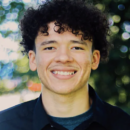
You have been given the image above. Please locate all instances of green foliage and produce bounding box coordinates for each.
[92,0,130,114]
[0,81,9,95]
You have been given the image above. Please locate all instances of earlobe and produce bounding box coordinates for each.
[28,50,37,71]
[91,50,100,70]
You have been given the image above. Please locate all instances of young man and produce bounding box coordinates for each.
[0,0,130,130]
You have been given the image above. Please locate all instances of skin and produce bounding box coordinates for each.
[28,22,100,117]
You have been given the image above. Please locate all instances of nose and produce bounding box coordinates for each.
[54,47,73,63]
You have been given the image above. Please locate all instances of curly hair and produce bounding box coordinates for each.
[20,0,111,61]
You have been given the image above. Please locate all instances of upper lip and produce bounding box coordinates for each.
[49,67,78,72]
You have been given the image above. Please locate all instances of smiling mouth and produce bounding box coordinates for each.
[51,71,77,76]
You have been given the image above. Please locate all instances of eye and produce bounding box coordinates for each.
[44,47,55,50]
[72,47,83,50]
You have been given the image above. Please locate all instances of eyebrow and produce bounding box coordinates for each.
[70,40,87,46]
[40,40,57,46]
[40,40,87,46]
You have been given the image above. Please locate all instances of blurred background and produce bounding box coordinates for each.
[0,0,130,114]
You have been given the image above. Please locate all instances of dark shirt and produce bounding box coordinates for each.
[0,86,130,130]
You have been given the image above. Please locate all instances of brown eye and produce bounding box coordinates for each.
[72,47,83,50]
[44,47,55,50]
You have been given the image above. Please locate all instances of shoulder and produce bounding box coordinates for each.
[103,101,130,119]
[103,101,130,129]
[0,98,37,124]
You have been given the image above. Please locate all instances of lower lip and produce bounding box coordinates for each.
[51,72,76,80]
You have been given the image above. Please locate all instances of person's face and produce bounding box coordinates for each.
[28,22,100,95]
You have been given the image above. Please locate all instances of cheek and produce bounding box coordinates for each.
[35,56,46,75]
[78,55,92,77]
[36,53,49,65]
[76,53,92,67]
[36,54,53,74]
[82,61,92,74]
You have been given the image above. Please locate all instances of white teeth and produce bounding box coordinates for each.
[52,71,75,75]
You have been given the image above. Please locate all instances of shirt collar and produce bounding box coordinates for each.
[33,85,109,130]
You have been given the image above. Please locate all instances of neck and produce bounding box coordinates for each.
[41,84,91,117]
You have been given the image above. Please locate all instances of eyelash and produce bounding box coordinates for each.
[44,47,55,50]
[72,47,83,50]
[44,47,84,50]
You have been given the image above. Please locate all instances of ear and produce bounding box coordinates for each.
[28,50,37,71]
[91,50,100,70]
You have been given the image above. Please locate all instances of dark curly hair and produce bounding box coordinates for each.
[20,0,111,61]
